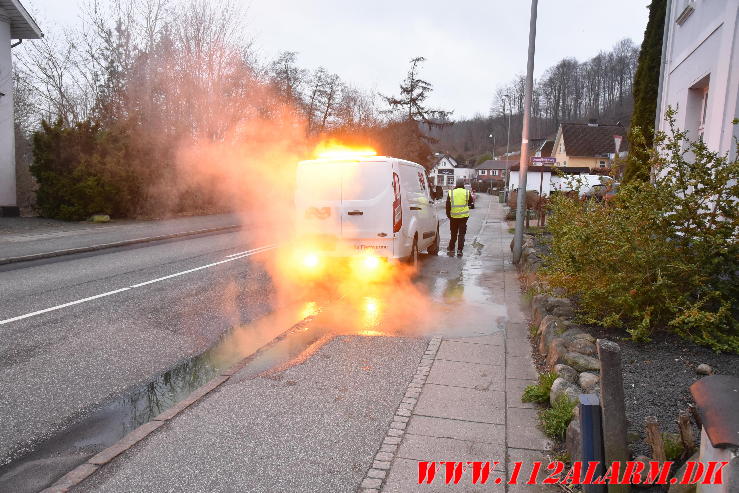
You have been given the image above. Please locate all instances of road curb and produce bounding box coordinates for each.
[0,224,242,266]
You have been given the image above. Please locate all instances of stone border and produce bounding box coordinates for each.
[0,224,241,265]
[358,336,442,492]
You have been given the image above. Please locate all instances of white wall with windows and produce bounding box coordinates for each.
[657,0,739,160]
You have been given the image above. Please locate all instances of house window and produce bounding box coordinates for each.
[492,169,499,176]
[447,175,455,186]
[688,75,710,140]
[698,88,709,138]
[599,160,606,168]
[479,170,487,175]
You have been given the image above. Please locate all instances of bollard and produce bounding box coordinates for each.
[597,339,629,493]
[579,394,606,493]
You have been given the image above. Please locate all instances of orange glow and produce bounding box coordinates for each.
[312,140,377,160]
[363,255,380,271]
[300,301,319,319]
[302,253,320,269]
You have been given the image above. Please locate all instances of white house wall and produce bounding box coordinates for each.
[0,11,15,208]
[658,0,739,160]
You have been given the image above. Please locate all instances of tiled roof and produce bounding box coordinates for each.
[475,160,518,170]
[561,123,628,157]
[539,141,554,157]
[509,165,591,174]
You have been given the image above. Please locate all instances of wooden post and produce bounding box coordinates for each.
[645,416,666,462]
[596,339,629,493]
[677,411,695,458]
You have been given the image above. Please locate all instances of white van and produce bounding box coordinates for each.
[294,154,440,268]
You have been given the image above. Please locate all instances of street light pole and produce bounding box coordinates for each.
[513,0,538,265]
[505,95,512,158]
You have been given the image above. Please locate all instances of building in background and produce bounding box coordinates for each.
[0,0,42,217]
[474,159,517,191]
[428,153,475,191]
[656,0,738,160]
[551,121,628,170]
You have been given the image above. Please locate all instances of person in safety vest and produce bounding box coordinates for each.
[445,179,472,257]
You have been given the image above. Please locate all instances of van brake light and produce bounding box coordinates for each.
[392,172,402,233]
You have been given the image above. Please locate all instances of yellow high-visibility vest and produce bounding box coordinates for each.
[449,188,470,218]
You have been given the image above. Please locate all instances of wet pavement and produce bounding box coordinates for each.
[42,193,556,492]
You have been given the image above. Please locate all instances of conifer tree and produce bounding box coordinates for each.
[624,0,667,183]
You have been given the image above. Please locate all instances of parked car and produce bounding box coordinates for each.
[464,184,476,209]
[583,182,619,202]
[294,153,440,274]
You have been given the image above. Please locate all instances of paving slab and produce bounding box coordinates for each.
[445,333,505,346]
[506,354,538,380]
[383,458,505,493]
[426,359,503,390]
[397,434,504,468]
[506,408,554,451]
[435,340,505,365]
[406,416,505,444]
[414,384,505,424]
[506,377,538,410]
[506,448,560,492]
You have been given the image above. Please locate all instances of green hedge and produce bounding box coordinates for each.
[543,111,739,352]
[30,119,142,221]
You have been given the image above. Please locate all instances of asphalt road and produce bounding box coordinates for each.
[0,229,278,470]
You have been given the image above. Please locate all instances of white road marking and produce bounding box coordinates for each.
[0,244,277,326]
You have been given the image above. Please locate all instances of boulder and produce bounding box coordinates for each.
[547,296,572,312]
[554,364,579,384]
[578,372,600,392]
[560,328,595,343]
[566,338,598,356]
[565,416,582,463]
[696,363,713,375]
[546,338,569,368]
[550,377,581,406]
[537,316,560,356]
[531,295,549,326]
[563,351,601,372]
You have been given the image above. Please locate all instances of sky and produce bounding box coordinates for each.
[21,0,651,120]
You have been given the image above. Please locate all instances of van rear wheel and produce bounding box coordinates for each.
[427,226,440,256]
[411,238,419,270]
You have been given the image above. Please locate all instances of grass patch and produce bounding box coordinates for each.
[529,324,539,337]
[521,372,557,404]
[663,433,684,461]
[540,395,577,440]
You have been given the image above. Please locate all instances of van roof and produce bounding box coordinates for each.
[298,156,426,168]
[299,155,391,165]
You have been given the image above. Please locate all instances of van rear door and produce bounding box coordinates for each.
[295,161,343,241]
[340,161,394,247]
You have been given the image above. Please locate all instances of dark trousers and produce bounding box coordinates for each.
[447,217,468,252]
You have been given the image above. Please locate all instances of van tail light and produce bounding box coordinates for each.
[392,172,402,233]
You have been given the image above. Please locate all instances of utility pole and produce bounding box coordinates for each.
[505,94,512,158]
[513,0,538,264]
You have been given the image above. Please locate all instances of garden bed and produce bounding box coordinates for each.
[526,230,739,458]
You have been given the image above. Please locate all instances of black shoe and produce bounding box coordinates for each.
[457,250,463,257]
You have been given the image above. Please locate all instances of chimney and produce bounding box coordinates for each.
[588,118,598,127]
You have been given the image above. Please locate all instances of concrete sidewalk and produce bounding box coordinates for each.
[362,198,556,492]
[0,213,246,263]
